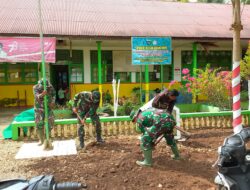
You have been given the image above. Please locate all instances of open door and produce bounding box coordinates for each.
[50,65,69,104]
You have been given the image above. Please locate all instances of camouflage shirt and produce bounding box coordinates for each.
[33,83,56,110]
[137,108,176,138]
[73,91,96,116]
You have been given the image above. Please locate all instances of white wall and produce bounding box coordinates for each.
[83,48,91,83]
[173,48,182,81]
[112,50,154,72]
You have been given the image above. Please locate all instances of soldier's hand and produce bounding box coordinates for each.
[81,119,86,125]
[163,89,168,95]
[49,102,55,109]
[41,90,47,96]
[90,94,93,101]
[73,107,78,113]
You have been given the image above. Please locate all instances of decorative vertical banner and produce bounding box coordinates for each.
[232,61,242,133]
[132,37,172,65]
[0,37,56,63]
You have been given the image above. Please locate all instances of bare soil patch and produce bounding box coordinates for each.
[0,128,233,190]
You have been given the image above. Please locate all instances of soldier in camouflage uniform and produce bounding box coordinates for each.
[130,108,180,167]
[33,79,56,147]
[72,91,104,150]
[152,89,179,114]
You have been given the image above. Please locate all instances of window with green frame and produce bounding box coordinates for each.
[0,63,38,84]
[135,64,173,82]
[114,72,131,83]
[136,71,164,82]
[56,49,84,83]
[70,65,83,82]
[135,51,173,82]
[8,64,22,83]
[90,50,113,83]
[136,70,145,82]
[181,50,232,75]
[56,49,70,63]
[198,50,232,70]
[23,63,38,83]
[150,65,173,82]
[0,64,6,83]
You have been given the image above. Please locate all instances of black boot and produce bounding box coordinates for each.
[96,136,105,143]
[96,121,104,143]
[78,125,85,150]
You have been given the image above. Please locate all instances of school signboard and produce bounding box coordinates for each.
[131,37,172,65]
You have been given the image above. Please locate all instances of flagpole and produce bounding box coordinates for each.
[38,0,49,142]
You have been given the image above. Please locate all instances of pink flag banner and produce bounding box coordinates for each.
[0,37,56,63]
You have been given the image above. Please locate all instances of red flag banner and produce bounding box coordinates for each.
[0,37,56,63]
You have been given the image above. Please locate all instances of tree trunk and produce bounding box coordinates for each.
[231,0,243,133]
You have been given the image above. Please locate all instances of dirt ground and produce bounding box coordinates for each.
[0,128,234,190]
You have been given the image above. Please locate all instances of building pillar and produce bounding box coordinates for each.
[192,43,198,103]
[83,48,91,83]
[192,43,197,77]
[173,48,182,81]
[131,72,136,83]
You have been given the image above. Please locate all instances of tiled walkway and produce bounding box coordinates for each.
[15,140,77,159]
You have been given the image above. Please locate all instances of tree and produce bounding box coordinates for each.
[240,48,250,110]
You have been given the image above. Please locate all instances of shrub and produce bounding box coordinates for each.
[169,65,233,109]
[97,103,114,116]
[131,87,141,103]
[241,48,250,80]
[241,91,248,101]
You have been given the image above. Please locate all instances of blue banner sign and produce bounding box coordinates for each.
[131,37,172,65]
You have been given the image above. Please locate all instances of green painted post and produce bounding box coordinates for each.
[145,65,149,102]
[192,43,197,77]
[12,126,18,140]
[192,43,198,103]
[97,41,103,106]
[38,0,49,141]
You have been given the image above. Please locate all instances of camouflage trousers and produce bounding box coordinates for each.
[35,108,55,130]
[140,133,176,151]
[77,112,102,148]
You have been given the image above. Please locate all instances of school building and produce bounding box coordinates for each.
[0,0,250,106]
